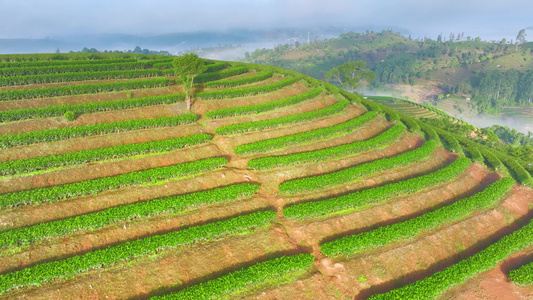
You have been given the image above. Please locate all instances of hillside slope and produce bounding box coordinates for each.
[0,53,531,299]
[243,30,533,134]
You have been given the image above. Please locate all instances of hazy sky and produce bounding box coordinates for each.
[1,0,532,40]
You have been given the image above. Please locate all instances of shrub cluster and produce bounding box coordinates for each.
[508,262,533,285]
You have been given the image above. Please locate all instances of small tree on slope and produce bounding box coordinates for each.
[173,53,206,110]
[326,61,375,93]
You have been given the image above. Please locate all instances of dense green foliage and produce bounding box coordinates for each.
[372,53,418,86]
[495,152,533,186]
[471,70,533,111]
[421,118,533,175]
[0,69,161,86]
[244,29,533,113]
[0,210,277,294]
[283,157,471,220]
[480,147,506,171]
[205,71,273,88]
[399,115,421,132]
[196,77,297,100]
[508,262,533,285]
[434,127,464,154]
[321,177,515,256]
[63,111,76,121]
[430,121,533,185]
[0,133,212,175]
[0,94,186,122]
[0,157,227,208]
[416,119,441,142]
[279,140,436,194]
[465,145,484,163]
[206,88,321,119]
[369,218,533,299]
[151,254,315,300]
[0,183,259,247]
[234,111,377,155]
[325,60,375,92]
[0,77,173,100]
[0,114,197,148]
[216,99,349,135]
[248,123,405,169]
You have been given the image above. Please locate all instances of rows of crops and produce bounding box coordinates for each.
[0,69,163,86]
[0,57,138,68]
[321,177,515,256]
[234,111,377,154]
[369,219,533,299]
[0,61,152,77]
[283,157,472,220]
[151,254,315,300]
[0,93,186,122]
[0,210,277,294]
[0,77,174,100]
[248,123,405,169]
[0,114,197,148]
[509,261,533,284]
[0,157,228,208]
[0,54,529,299]
[205,71,273,88]
[215,99,349,135]
[194,66,248,83]
[0,183,260,247]
[206,88,321,119]
[196,77,297,100]
[279,140,436,194]
[0,133,212,175]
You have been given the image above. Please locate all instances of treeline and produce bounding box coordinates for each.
[470,69,533,110]
[76,46,172,56]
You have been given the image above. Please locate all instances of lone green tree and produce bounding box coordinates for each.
[517,29,527,44]
[173,53,206,110]
[325,61,375,93]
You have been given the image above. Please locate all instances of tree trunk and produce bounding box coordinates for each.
[187,95,192,110]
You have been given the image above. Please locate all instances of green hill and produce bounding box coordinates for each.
[0,53,532,299]
[244,30,533,128]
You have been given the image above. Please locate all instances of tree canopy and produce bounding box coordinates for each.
[173,53,206,110]
[325,61,375,93]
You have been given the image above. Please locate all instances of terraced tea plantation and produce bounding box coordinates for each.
[0,53,532,299]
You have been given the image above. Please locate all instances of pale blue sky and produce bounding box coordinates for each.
[1,0,531,40]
